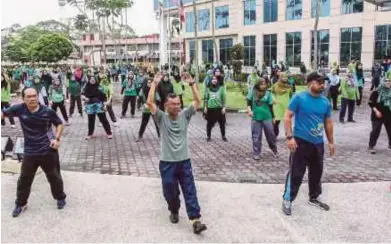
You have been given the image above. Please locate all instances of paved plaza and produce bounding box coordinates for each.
[1,90,391,184]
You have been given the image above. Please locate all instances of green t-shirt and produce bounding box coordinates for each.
[339,78,358,100]
[122,80,137,96]
[173,81,184,96]
[100,82,113,100]
[154,105,196,162]
[49,86,65,103]
[67,80,81,96]
[247,90,273,121]
[204,86,226,108]
[1,86,11,102]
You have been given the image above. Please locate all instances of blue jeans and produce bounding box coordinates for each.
[159,159,201,220]
[251,120,277,156]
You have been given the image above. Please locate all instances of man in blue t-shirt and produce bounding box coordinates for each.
[1,87,67,218]
[282,72,335,216]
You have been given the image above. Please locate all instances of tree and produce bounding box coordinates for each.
[229,43,244,81]
[312,0,320,70]
[29,33,74,63]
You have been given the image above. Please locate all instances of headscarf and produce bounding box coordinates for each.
[271,73,292,95]
[346,73,356,88]
[84,77,104,101]
[377,81,391,111]
[355,62,363,81]
[253,79,267,100]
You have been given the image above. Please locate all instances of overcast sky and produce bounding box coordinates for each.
[1,0,159,35]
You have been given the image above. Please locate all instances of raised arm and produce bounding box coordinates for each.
[183,73,200,110]
[147,73,163,115]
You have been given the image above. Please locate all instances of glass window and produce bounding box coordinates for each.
[339,27,362,67]
[198,9,210,31]
[341,0,363,14]
[243,36,256,66]
[202,40,214,64]
[264,0,278,23]
[311,0,330,18]
[216,5,229,29]
[189,40,195,63]
[285,32,301,67]
[186,12,194,33]
[244,0,256,25]
[374,25,391,63]
[219,38,233,65]
[311,30,330,66]
[286,0,302,20]
[263,34,277,66]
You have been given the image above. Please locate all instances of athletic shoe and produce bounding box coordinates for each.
[308,199,330,211]
[253,155,260,160]
[339,120,345,124]
[206,137,211,142]
[69,114,73,118]
[272,150,279,158]
[368,147,376,154]
[169,213,179,224]
[11,125,16,129]
[192,220,207,234]
[107,134,113,139]
[98,123,102,127]
[65,121,70,126]
[113,122,118,127]
[347,120,356,123]
[282,200,292,216]
[120,115,125,119]
[388,145,391,151]
[136,137,143,142]
[131,115,135,118]
[57,199,66,209]
[12,204,27,217]
[222,136,228,142]
[85,135,93,140]
[80,113,83,117]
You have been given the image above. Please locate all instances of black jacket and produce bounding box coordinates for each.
[368,90,391,122]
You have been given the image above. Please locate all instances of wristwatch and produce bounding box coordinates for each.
[286,136,293,140]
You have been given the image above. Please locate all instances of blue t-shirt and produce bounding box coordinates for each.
[2,103,63,155]
[288,91,331,144]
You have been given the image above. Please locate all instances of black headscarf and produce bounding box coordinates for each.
[356,62,363,80]
[83,77,105,103]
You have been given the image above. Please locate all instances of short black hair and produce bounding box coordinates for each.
[165,93,178,103]
[21,87,38,98]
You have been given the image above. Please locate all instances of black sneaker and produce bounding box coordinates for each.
[136,137,143,142]
[339,120,345,124]
[368,147,376,154]
[282,200,291,216]
[222,136,228,142]
[12,204,27,217]
[272,150,279,158]
[169,213,179,224]
[388,146,391,151]
[206,137,211,142]
[57,199,66,209]
[347,120,356,123]
[192,220,207,234]
[308,199,330,211]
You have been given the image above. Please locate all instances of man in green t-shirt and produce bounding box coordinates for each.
[147,72,207,235]
[120,71,138,118]
[247,79,278,160]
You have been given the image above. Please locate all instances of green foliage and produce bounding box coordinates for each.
[230,44,244,77]
[29,33,74,63]
[290,74,306,85]
[74,14,89,31]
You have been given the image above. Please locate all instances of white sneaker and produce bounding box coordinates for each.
[11,125,16,129]
[113,122,118,127]
[98,123,102,127]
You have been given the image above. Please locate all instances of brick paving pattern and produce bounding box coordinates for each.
[2,89,390,183]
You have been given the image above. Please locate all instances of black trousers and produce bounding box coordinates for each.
[52,101,69,122]
[1,102,15,125]
[69,95,82,116]
[138,113,160,138]
[329,86,339,110]
[273,120,281,137]
[122,96,136,116]
[106,101,117,123]
[371,77,380,91]
[283,137,324,202]
[356,87,363,106]
[16,149,66,206]
[339,98,355,122]
[206,108,226,138]
[88,113,112,136]
[369,119,391,148]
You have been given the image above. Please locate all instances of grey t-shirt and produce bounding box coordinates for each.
[154,104,196,162]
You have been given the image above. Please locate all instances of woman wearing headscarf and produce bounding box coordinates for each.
[121,70,138,118]
[339,72,360,123]
[247,68,260,90]
[331,61,340,75]
[32,75,49,106]
[247,78,278,160]
[203,75,227,142]
[327,69,341,110]
[99,72,118,127]
[371,62,382,91]
[271,73,293,137]
[49,77,70,125]
[270,67,281,84]
[41,69,53,92]
[367,78,391,154]
[82,76,112,140]
[1,73,16,128]
[354,62,365,106]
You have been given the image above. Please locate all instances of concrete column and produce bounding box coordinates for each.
[159,12,168,68]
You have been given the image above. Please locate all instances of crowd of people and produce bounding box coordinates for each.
[1,57,391,233]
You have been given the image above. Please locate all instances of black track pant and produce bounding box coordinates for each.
[88,113,112,136]
[52,101,69,122]
[122,96,136,116]
[138,113,160,138]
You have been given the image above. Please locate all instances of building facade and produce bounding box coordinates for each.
[156,0,391,70]
[78,33,184,66]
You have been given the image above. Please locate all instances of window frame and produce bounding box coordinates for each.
[286,0,303,21]
[215,5,230,29]
[263,34,277,66]
[244,0,257,26]
[243,35,256,66]
[285,31,302,67]
[339,27,363,67]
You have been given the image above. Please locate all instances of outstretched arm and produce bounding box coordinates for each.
[147,73,163,115]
